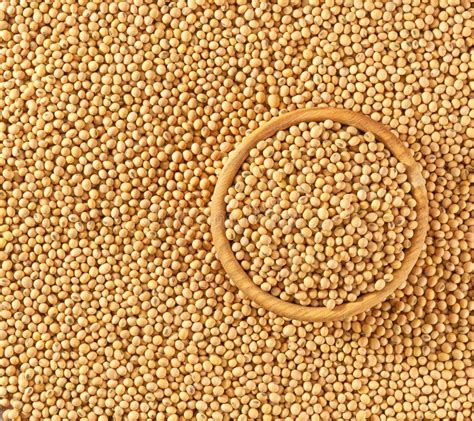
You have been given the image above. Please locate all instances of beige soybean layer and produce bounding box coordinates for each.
[0,0,472,420]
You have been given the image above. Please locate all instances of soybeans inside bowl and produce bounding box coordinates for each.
[224,120,418,309]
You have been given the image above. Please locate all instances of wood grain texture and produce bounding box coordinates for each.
[210,107,429,322]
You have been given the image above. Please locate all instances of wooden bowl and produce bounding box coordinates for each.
[210,107,429,322]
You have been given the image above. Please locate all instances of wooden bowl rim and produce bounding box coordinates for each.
[210,107,429,322]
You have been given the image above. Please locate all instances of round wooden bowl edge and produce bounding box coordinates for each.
[210,107,429,323]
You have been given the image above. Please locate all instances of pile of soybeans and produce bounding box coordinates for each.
[225,121,418,309]
[0,0,472,420]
